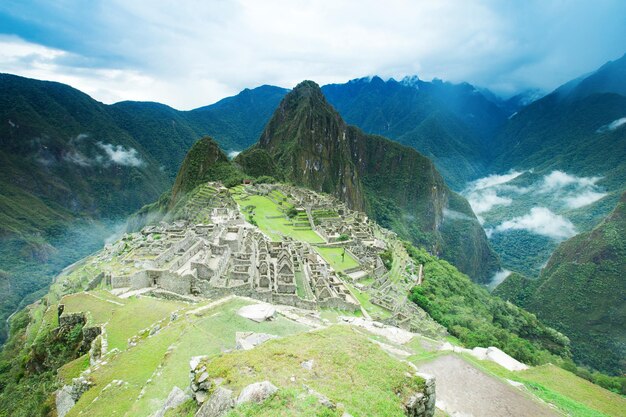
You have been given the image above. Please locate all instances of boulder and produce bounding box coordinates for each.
[236,381,278,405]
[237,304,276,322]
[195,386,233,417]
[153,386,189,417]
[55,385,75,417]
[300,359,314,371]
[235,332,278,350]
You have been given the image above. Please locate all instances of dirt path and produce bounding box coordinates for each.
[417,354,561,417]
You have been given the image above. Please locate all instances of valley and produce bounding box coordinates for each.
[3,177,623,416]
[0,40,624,417]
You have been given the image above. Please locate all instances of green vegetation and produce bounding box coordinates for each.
[231,192,323,243]
[226,389,341,417]
[69,298,307,417]
[379,248,393,270]
[0,305,85,417]
[497,192,626,376]
[460,355,626,417]
[321,76,506,190]
[201,325,425,417]
[313,246,359,272]
[404,242,570,365]
[236,80,499,283]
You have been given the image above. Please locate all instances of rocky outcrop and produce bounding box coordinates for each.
[236,381,278,405]
[153,386,190,417]
[195,387,234,417]
[55,376,93,417]
[404,373,436,417]
[235,332,278,350]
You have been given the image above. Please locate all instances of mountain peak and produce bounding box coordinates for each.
[241,80,499,281]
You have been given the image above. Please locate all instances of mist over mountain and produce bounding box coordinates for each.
[0,74,284,342]
[0,52,625,394]
[495,191,626,375]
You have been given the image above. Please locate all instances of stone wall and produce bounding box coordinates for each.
[318,297,360,312]
[130,270,151,290]
[86,272,104,291]
[111,275,131,288]
[158,271,193,295]
[404,373,436,417]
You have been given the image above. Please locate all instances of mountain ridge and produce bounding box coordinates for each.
[236,80,500,282]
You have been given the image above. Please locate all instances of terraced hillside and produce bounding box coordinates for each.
[2,180,622,417]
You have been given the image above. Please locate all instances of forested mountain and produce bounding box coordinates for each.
[236,81,500,282]
[495,191,626,375]
[0,74,284,342]
[321,76,509,189]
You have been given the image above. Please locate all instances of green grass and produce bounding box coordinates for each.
[231,193,323,243]
[313,246,359,272]
[294,270,313,300]
[202,325,424,417]
[226,389,342,417]
[68,298,310,417]
[345,284,392,320]
[61,292,185,351]
[57,354,90,383]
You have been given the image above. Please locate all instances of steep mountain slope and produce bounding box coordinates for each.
[0,74,174,341]
[493,53,626,188]
[322,76,508,189]
[495,192,626,375]
[561,52,626,100]
[0,75,286,343]
[472,54,626,276]
[0,179,594,417]
[237,81,500,282]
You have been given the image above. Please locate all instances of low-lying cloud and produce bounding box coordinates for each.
[537,170,600,193]
[58,134,145,168]
[467,189,513,215]
[96,142,144,167]
[463,171,523,215]
[467,171,524,191]
[493,207,576,240]
[563,190,606,209]
[227,150,241,159]
[488,269,511,290]
[443,208,474,222]
[597,117,626,133]
[465,169,606,219]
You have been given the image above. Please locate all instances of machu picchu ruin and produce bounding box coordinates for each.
[94,182,438,331]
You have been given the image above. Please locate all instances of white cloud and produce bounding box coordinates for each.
[493,207,576,240]
[1,1,625,108]
[443,208,474,222]
[537,170,600,193]
[463,171,524,214]
[563,190,606,209]
[97,142,145,167]
[465,169,607,217]
[63,150,91,167]
[467,189,512,214]
[227,150,241,159]
[467,171,524,191]
[597,117,626,133]
[488,269,511,290]
[536,170,606,209]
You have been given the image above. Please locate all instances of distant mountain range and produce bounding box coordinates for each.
[495,191,626,375]
[0,74,285,341]
[0,52,624,376]
[157,81,500,282]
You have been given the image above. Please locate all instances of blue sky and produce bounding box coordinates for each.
[1,0,624,109]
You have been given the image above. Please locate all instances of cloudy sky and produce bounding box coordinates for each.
[1,0,624,109]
